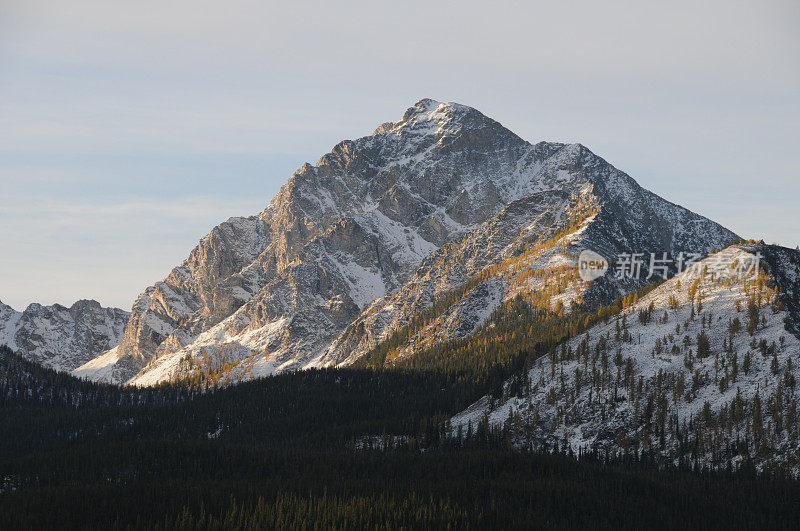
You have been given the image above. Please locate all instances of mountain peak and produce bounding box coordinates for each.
[415,97,441,108]
[0,299,129,372]
[370,99,500,140]
[74,100,739,386]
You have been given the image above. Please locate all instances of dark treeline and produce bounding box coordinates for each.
[3,435,800,529]
[2,336,800,528]
[0,346,486,461]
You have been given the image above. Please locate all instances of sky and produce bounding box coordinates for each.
[0,0,798,311]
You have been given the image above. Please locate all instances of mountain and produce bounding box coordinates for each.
[0,299,128,372]
[75,99,737,385]
[453,243,800,472]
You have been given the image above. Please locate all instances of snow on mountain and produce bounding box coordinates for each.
[313,143,738,369]
[0,299,128,372]
[453,244,800,473]
[76,99,737,385]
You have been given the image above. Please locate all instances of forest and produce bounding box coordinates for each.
[2,342,800,529]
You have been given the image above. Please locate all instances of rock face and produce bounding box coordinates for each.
[0,299,128,372]
[75,99,738,385]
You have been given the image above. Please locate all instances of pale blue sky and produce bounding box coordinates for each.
[1,0,798,311]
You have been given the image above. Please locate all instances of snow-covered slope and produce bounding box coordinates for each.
[77,99,737,385]
[0,299,128,372]
[453,244,800,473]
